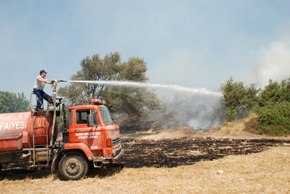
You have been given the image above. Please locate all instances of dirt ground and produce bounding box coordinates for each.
[0,130,289,194]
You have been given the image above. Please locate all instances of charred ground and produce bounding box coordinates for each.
[121,137,290,168]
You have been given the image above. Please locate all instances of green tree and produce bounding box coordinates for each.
[258,79,289,107]
[256,78,290,136]
[0,91,29,113]
[59,52,160,116]
[221,78,259,121]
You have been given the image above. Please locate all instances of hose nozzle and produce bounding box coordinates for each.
[57,80,67,83]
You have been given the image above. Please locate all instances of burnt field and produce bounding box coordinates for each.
[0,136,290,194]
[0,136,289,181]
[121,137,290,168]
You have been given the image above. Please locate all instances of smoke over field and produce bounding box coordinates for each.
[68,80,224,130]
[255,40,290,87]
[146,90,225,130]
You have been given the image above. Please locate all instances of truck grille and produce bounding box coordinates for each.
[112,138,121,145]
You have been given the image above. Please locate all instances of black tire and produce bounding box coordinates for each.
[58,154,88,180]
[0,164,5,180]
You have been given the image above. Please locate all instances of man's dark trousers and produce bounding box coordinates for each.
[33,89,53,110]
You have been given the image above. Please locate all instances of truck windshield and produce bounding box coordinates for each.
[99,107,113,125]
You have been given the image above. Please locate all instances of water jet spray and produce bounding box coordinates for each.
[66,80,222,97]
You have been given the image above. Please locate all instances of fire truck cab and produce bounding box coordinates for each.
[53,99,123,180]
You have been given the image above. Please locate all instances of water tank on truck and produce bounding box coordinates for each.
[0,111,57,152]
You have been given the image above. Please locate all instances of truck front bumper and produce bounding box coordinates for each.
[112,149,124,162]
[93,148,124,167]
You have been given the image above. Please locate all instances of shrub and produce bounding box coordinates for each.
[257,101,290,136]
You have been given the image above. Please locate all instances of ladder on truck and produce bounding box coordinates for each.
[28,82,58,167]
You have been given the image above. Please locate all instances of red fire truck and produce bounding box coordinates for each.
[0,81,123,180]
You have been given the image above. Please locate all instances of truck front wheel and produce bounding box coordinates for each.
[58,154,88,180]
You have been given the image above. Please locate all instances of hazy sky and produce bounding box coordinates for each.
[0,0,290,96]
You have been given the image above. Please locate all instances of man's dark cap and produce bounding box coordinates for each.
[40,70,47,75]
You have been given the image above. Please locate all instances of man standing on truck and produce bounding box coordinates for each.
[33,70,54,111]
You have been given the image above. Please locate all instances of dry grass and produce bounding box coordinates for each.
[0,146,289,194]
[212,113,258,136]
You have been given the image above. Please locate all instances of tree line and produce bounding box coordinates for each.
[221,77,290,136]
[0,91,29,113]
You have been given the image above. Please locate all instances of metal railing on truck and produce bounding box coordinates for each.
[28,81,59,167]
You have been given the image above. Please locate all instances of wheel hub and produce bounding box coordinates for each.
[65,158,81,175]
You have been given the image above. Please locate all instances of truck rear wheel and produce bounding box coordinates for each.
[58,154,88,180]
[0,164,4,180]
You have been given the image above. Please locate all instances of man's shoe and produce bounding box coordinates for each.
[35,107,43,111]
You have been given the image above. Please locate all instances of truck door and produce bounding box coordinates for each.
[69,109,102,151]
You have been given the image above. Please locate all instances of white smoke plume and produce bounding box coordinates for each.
[255,40,290,87]
[68,80,224,130]
[145,90,225,130]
